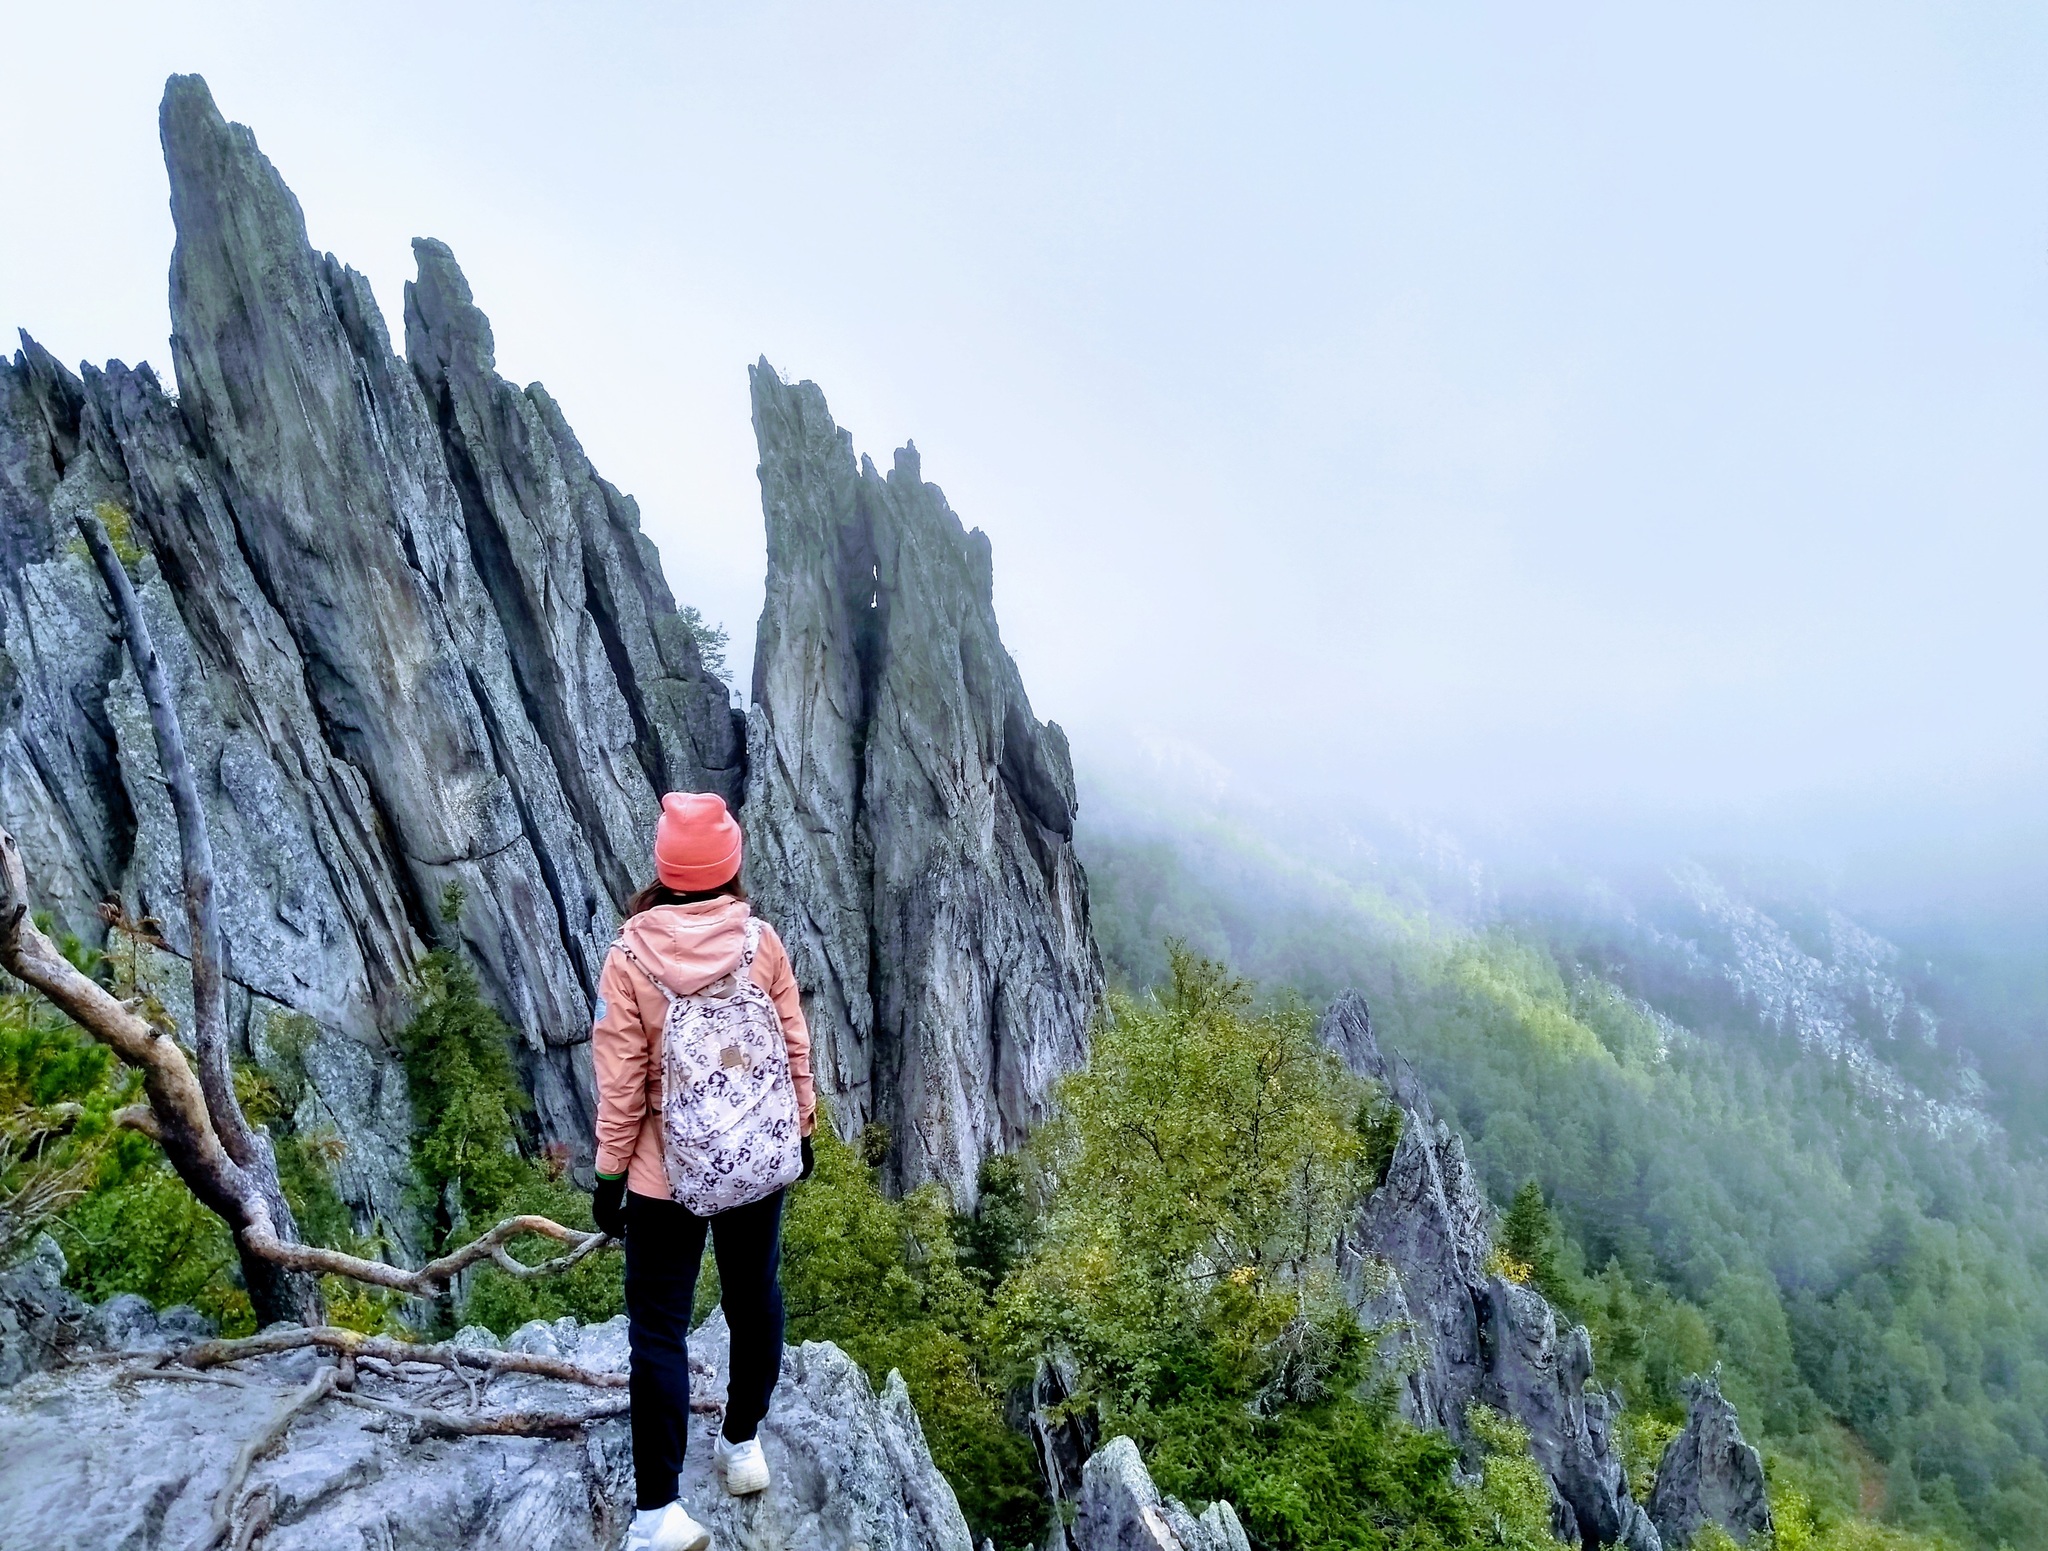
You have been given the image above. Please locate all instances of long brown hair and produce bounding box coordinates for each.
[624,875,748,919]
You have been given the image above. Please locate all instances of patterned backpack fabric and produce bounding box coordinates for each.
[612,917,802,1215]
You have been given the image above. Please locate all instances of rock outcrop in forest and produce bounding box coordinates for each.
[1322,991,1665,1551]
[744,369,1102,1196]
[1647,1375,1774,1548]
[1072,1437,1250,1551]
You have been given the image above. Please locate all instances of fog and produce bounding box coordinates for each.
[7,2,2045,883]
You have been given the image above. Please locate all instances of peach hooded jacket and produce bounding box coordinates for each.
[591,898,816,1199]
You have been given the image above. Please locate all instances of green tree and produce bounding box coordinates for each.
[677,605,731,685]
[1498,1181,1568,1306]
[1002,948,1493,1549]
[780,1117,1045,1550]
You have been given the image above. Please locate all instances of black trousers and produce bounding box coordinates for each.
[624,1187,787,1510]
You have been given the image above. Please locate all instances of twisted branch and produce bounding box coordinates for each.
[332,1389,631,1438]
[173,1325,626,1389]
[237,1213,612,1297]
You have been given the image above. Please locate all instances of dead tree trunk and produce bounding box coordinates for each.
[70,508,323,1326]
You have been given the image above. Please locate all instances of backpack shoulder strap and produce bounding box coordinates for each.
[740,915,764,968]
[610,939,680,1005]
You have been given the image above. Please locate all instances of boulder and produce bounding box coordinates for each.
[0,1234,86,1388]
[1647,1374,1773,1547]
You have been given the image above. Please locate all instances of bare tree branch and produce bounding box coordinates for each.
[73,507,249,1170]
[70,506,321,1326]
[331,1388,631,1438]
[237,1213,613,1298]
[173,1324,626,1389]
[112,1103,163,1142]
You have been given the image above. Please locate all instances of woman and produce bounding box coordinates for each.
[590,791,816,1551]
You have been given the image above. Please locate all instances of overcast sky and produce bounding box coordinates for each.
[7,2,2045,851]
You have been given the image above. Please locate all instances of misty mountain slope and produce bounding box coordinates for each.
[1077,772,2048,1550]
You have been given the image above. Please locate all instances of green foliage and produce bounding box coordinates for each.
[957,1152,1039,1291]
[396,950,531,1220]
[2,928,394,1334]
[1036,950,1371,1297]
[1464,1406,1566,1550]
[64,500,147,570]
[999,949,1537,1550]
[780,1115,1045,1549]
[1768,1488,1967,1551]
[1497,1183,1567,1306]
[64,1164,250,1327]
[395,948,621,1330]
[1,928,251,1325]
[677,605,732,685]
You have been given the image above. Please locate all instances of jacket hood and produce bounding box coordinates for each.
[617,898,752,996]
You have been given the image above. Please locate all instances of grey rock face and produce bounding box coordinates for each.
[1025,1350,1097,1531]
[0,1305,971,1551]
[745,366,1102,1199]
[1071,1436,1249,1551]
[0,1236,221,1391]
[1323,993,1661,1551]
[0,74,742,1233]
[0,1235,86,1389]
[1647,1374,1773,1547]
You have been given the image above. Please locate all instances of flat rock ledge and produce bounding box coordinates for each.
[0,1305,971,1551]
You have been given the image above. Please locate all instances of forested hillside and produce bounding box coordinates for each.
[1080,775,2048,1551]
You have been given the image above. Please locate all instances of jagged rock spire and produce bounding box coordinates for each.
[1647,1373,1774,1547]
[0,75,741,1232]
[745,363,1102,1199]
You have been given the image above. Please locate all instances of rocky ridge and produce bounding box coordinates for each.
[744,368,1102,1196]
[0,1237,970,1551]
[3,73,744,1237]
[2,73,1099,1229]
[1322,990,1665,1551]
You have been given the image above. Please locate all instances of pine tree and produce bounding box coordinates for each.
[1499,1180,1565,1304]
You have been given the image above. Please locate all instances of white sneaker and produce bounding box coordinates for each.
[715,1434,771,1496]
[625,1501,711,1551]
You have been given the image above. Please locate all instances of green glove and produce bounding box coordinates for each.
[592,1172,628,1239]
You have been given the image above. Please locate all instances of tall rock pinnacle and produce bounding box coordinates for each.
[745,364,1103,1199]
[0,75,741,1234]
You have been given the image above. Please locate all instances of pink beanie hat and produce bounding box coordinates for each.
[653,791,743,891]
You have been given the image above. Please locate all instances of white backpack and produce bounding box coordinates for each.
[612,917,802,1215]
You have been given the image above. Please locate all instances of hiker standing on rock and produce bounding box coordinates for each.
[590,792,817,1551]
